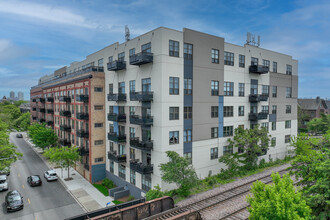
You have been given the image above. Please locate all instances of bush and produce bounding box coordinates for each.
[93,184,109,196]
[146,185,165,201]
[113,200,123,205]
[102,178,116,189]
[259,159,266,168]
[177,184,190,197]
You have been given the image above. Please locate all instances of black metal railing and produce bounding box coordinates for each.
[129,52,153,66]
[60,110,71,117]
[76,94,89,102]
[76,112,89,120]
[107,113,126,122]
[60,124,71,132]
[84,163,90,171]
[59,96,71,102]
[107,60,126,71]
[249,112,268,121]
[130,91,153,102]
[107,151,127,163]
[46,97,54,102]
[249,65,269,74]
[130,160,153,174]
[59,139,71,146]
[46,109,54,114]
[79,147,89,156]
[130,138,153,152]
[32,108,37,111]
[130,115,153,126]
[249,94,269,102]
[107,93,127,102]
[76,129,89,138]
[37,108,45,113]
[108,132,126,143]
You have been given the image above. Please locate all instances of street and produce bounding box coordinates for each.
[0,133,84,220]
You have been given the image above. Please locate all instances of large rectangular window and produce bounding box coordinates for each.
[184,43,193,59]
[285,135,291,143]
[184,152,192,164]
[273,61,277,72]
[118,82,125,94]
[262,105,269,114]
[223,126,233,137]
[169,107,179,120]
[239,54,245,68]
[262,59,270,67]
[238,106,244,116]
[286,87,292,98]
[211,106,218,118]
[169,131,179,144]
[210,147,218,160]
[184,130,192,143]
[130,170,136,185]
[142,78,151,92]
[118,52,125,61]
[272,122,276,130]
[184,106,192,119]
[262,85,269,96]
[169,77,179,95]
[141,42,151,53]
[286,105,292,114]
[224,51,234,66]
[211,80,219,96]
[272,86,277,98]
[110,161,114,173]
[223,146,233,155]
[142,174,151,191]
[272,105,277,114]
[129,80,135,93]
[211,127,218,138]
[184,79,192,95]
[239,83,245,96]
[251,57,258,65]
[224,106,234,117]
[224,82,234,96]
[212,49,219,63]
[118,165,126,180]
[169,40,179,57]
[98,58,103,68]
[129,48,135,57]
[271,137,276,147]
[109,84,113,94]
[285,120,291,128]
[286,64,292,75]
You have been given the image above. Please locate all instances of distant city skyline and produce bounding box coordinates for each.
[2,90,26,100]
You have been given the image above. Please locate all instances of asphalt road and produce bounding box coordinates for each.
[0,133,84,220]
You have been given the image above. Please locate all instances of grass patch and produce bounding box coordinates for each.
[113,200,123,205]
[93,184,109,196]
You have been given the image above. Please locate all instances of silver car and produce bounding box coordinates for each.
[0,175,8,191]
[44,170,58,181]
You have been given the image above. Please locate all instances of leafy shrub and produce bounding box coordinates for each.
[93,184,109,196]
[102,178,116,189]
[112,200,123,205]
[259,159,266,168]
[146,185,165,201]
[177,184,190,197]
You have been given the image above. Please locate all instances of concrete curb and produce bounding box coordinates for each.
[22,133,88,213]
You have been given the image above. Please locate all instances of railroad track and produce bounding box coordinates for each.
[144,169,289,220]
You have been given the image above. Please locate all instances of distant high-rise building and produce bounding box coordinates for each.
[10,91,15,100]
[18,92,24,101]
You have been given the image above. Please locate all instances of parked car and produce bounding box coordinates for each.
[16,133,23,138]
[0,167,10,176]
[5,190,24,212]
[0,175,8,191]
[27,175,42,187]
[44,170,58,182]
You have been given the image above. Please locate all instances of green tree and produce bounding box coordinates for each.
[0,103,21,129]
[146,185,165,201]
[220,126,271,171]
[28,123,58,150]
[44,146,80,179]
[307,113,330,135]
[160,151,198,197]
[247,172,312,220]
[14,112,30,131]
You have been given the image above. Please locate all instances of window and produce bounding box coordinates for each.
[251,57,258,65]
[211,80,219,96]
[95,157,103,162]
[211,106,218,118]
[184,43,193,59]
[224,51,234,66]
[95,123,103,128]
[261,122,269,130]
[262,59,270,67]
[184,79,192,95]
[223,146,233,155]
[169,77,179,95]
[224,106,234,117]
[129,127,135,138]
[286,105,292,114]
[211,49,219,63]
[94,105,103,110]
[119,165,126,179]
[238,106,244,116]
[130,148,135,160]
[211,127,218,138]
[110,161,114,173]
[223,126,233,137]
[142,42,151,53]
[94,87,103,92]
[95,140,104,145]
[239,54,245,68]
[98,59,103,68]
[169,131,179,144]
[210,147,218,159]
[169,107,179,120]
[251,83,258,95]
[129,80,135,93]
[184,152,192,164]
[224,82,234,96]
[262,85,269,96]
[129,48,135,57]
[184,130,192,143]
[118,52,125,61]
[272,122,276,130]
[239,83,245,96]
[129,106,135,116]
[108,56,113,63]
[142,78,151,92]
[286,64,292,75]
[238,145,244,153]
[109,84,113,94]
[272,86,277,98]
[285,120,291,128]
[272,105,277,114]
[285,135,291,143]
[273,62,277,72]
[271,137,276,146]
[130,170,136,185]
[142,174,151,191]
[286,87,292,98]
[262,105,269,114]
[184,107,192,119]
[169,40,179,57]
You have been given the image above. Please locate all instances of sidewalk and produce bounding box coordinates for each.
[23,133,113,212]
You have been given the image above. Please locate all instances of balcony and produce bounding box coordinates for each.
[129,52,153,66]
[32,99,36,102]
[249,112,268,121]
[47,121,54,126]
[59,96,71,103]
[36,98,45,103]
[76,112,89,120]
[84,164,90,171]
[107,113,126,122]
[32,108,37,112]
[32,117,37,120]
[59,139,71,146]
[130,138,153,152]
[107,60,126,71]
[60,110,71,117]
[47,97,54,102]
[130,92,153,102]
[37,108,45,113]
[130,160,153,174]
[107,93,127,102]
[60,125,71,132]
[76,94,89,102]
[46,109,54,114]
[108,132,126,143]
[76,129,89,138]
[249,94,269,102]
[79,147,89,156]
[107,151,127,163]
[249,65,269,74]
[130,115,153,126]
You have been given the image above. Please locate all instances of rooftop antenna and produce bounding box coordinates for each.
[246,32,261,47]
[125,25,130,42]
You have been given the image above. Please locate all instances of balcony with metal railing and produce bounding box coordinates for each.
[249,112,268,121]
[37,108,45,113]
[129,52,153,66]
[79,147,89,156]
[249,65,269,74]
[130,160,153,174]
[76,129,89,138]
[59,139,71,146]
[129,138,153,152]
[76,94,89,102]
[249,94,269,102]
[46,109,54,114]
[130,115,153,126]
[60,124,71,132]
[60,110,71,117]
[107,151,126,163]
[36,98,45,103]
[108,132,126,143]
[130,92,153,102]
[47,97,54,102]
[76,112,89,120]
[47,121,54,126]
[84,163,90,171]
[59,96,71,102]
[107,93,127,102]
[107,113,126,122]
[107,60,126,71]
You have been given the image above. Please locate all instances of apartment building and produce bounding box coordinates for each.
[30,66,106,182]
[31,27,298,198]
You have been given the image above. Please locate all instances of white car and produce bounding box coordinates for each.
[44,170,58,182]
[0,175,8,191]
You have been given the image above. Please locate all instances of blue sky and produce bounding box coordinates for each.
[0,0,329,99]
